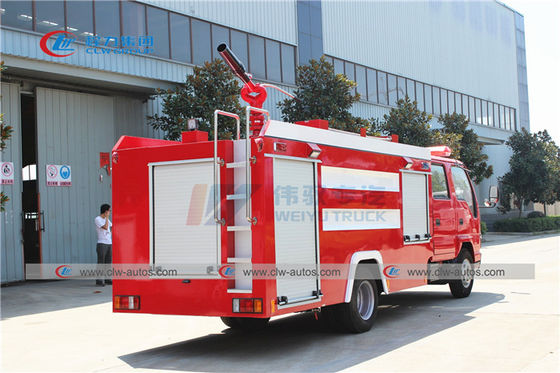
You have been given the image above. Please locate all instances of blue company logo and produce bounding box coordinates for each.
[60,165,71,180]
[85,35,154,55]
[40,31,76,57]
[383,265,401,279]
[40,32,154,57]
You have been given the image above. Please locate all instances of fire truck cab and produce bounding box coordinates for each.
[111,45,483,333]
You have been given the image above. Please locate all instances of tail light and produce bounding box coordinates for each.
[114,295,140,310]
[232,298,263,313]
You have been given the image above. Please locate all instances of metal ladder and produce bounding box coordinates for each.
[213,107,270,292]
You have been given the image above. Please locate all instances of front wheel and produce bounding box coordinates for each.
[333,279,379,333]
[449,250,474,298]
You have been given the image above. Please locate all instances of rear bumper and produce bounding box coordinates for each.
[112,279,270,318]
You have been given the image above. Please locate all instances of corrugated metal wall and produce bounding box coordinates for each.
[261,84,296,121]
[115,96,165,139]
[322,0,519,108]
[1,29,192,84]
[137,0,298,45]
[351,101,391,120]
[34,88,163,266]
[1,82,24,283]
[36,88,115,263]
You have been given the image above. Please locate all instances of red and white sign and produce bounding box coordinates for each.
[46,164,72,186]
[1,162,14,184]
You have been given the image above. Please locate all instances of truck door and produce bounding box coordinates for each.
[273,157,320,306]
[431,164,456,257]
[450,166,479,236]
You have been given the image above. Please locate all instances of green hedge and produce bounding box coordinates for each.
[493,216,560,232]
[481,221,488,235]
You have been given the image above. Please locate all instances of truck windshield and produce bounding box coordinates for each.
[451,167,477,217]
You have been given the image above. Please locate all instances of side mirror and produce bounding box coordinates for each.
[484,185,499,207]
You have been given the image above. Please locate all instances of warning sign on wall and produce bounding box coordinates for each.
[46,164,72,187]
[1,162,14,184]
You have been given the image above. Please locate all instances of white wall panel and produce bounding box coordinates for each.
[137,0,298,45]
[323,0,519,108]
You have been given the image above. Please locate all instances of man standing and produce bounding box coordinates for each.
[95,204,112,286]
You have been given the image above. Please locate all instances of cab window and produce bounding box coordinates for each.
[431,164,450,199]
[451,167,477,217]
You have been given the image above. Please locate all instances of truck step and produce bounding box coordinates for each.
[226,161,246,168]
[226,225,251,232]
[227,288,252,294]
[227,257,252,263]
[226,194,245,200]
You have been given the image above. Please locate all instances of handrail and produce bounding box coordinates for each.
[245,106,270,225]
[213,110,241,225]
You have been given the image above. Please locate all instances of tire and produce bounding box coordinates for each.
[220,317,270,330]
[333,279,379,333]
[319,305,342,331]
[449,250,474,298]
[220,317,240,328]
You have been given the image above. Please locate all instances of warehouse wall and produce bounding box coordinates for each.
[322,0,519,108]
[0,87,163,273]
[36,88,116,263]
[1,28,192,85]
[136,0,298,45]
[0,82,24,283]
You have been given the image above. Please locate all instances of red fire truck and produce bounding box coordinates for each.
[111,45,490,333]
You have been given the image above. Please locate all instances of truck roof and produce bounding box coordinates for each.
[431,155,465,166]
[263,120,432,160]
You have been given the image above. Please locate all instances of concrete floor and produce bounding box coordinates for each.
[1,233,559,372]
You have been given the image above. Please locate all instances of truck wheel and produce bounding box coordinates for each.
[449,250,474,298]
[220,317,240,328]
[335,279,378,333]
[220,317,269,331]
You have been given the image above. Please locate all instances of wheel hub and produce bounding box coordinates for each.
[461,258,472,288]
[356,281,374,320]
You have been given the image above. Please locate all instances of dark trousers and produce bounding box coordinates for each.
[96,243,112,283]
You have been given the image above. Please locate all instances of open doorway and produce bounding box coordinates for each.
[21,94,41,264]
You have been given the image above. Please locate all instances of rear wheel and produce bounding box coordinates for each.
[449,250,474,298]
[332,279,378,333]
[220,317,240,328]
[220,317,270,331]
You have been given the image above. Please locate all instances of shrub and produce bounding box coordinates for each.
[480,221,488,235]
[527,211,545,218]
[493,216,560,232]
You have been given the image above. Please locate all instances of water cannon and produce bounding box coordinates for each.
[217,43,257,92]
[217,43,268,136]
[218,43,296,136]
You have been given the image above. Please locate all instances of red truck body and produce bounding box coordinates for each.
[111,116,481,322]
[111,44,481,332]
